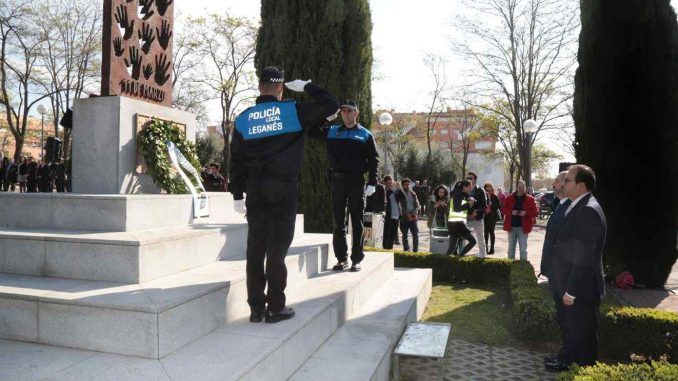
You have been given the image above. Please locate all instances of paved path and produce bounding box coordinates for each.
[387,217,678,313]
[399,339,556,381]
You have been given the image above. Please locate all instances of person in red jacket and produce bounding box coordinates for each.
[502,180,538,261]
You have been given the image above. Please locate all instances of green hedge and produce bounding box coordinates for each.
[600,306,678,361]
[366,247,678,362]
[364,247,512,286]
[509,261,560,341]
[556,361,678,381]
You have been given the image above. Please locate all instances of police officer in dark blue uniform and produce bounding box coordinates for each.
[230,67,338,323]
[310,100,379,272]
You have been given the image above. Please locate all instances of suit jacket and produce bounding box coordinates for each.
[551,193,607,301]
[540,198,570,278]
[397,189,420,221]
[365,184,386,213]
[385,189,401,220]
[468,186,487,220]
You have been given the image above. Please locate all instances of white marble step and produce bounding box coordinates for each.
[290,268,433,381]
[0,253,398,381]
[0,223,247,283]
[0,192,245,232]
[0,213,305,284]
[0,235,335,359]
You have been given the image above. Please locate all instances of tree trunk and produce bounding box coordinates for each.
[13,136,23,161]
[221,123,231,179]
[574,0,678,287]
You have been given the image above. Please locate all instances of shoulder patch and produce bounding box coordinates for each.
[235,101,302,140]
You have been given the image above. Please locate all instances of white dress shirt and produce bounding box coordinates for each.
[565,192,591,217]
[564,191,591,301]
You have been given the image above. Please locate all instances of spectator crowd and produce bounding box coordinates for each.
[0,155,67,193]
[366,172,546,261]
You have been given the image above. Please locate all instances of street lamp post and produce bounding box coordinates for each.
[523,119,538,187]
[37,105,48,160]
[378,112,393,176]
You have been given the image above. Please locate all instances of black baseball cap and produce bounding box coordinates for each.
[340,100,358,111]
[259,66,284,84]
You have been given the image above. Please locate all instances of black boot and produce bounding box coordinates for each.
[265,307,295,323]
[249,309,264,323]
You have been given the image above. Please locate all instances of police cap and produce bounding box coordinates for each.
[340,100,359,111]
[260,66,285,84]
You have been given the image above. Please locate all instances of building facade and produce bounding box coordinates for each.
[372,108,506,188]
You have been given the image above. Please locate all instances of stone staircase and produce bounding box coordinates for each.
[0,192,431,381]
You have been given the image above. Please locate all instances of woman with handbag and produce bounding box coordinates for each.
[17,156,28,193]
[428,185,450,230]
[483,182,501,254]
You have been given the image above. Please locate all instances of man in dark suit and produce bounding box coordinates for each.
[545,164,607,372]
[382,175,401,249]
[540,170,570,365]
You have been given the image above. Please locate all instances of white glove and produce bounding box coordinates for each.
[233,199,246,215]
[285,79,311,92]
[365,185,376,196]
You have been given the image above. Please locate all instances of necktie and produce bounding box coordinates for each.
[562,199,574,216]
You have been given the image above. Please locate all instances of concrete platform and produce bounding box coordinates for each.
[0,223,246,283]
[0,262,430,381]
[0,192,245,232]
[0,237,338,358]
[290,268,433,381]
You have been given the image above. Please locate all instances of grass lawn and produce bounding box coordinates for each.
[422,281,624,353]
[422,282,516,346]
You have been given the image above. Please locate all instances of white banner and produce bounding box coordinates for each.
[166,141,210,218]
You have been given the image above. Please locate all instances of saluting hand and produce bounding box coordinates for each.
[285,79,311,92]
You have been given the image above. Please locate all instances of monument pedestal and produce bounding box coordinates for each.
[71,96,196,194]
[0,85,431,381]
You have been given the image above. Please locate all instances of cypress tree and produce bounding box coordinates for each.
[574,0,678,287]
[255,0,373,232]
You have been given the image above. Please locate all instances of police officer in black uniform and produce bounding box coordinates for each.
[310,100,379,272]
[230,67,338,324]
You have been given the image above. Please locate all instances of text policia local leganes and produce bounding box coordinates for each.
[248,107,283,135]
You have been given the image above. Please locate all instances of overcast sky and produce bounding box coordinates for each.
[175,0,677,166]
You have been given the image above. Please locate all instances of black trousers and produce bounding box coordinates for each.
[484,215,497,251]
[382,217,399,249]
[447,221,476,255]
[330,175,365,263]
[553,294,569,361]
[245,178,297,313]
[27,178,37,193]
[559,297,600,366]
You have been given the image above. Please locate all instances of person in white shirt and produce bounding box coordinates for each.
[545,165,607,372]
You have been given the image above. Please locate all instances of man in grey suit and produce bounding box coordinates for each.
[545,164,607,372]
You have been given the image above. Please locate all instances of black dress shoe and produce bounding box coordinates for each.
[349,263,361,272]
[544,359,570,372]
[488,249,495,255]
[265,307,295,323]
[332,261,349,271]
[543,354,559,363]
[249,310,264,323]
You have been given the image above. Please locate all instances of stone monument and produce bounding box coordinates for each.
[72,0,195,194]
